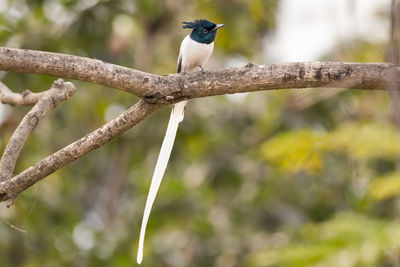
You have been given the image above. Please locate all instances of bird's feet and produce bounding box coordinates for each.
[199,65,206,73]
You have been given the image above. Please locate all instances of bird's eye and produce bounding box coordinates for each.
[203,29,208,34]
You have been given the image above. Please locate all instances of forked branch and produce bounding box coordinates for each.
[0,100,163,202]
[0,47,397,203]
[0,79,76,184]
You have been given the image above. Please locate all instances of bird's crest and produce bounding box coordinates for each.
[182,19,214,30]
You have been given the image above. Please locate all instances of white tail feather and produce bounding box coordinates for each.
[137,101,187,264]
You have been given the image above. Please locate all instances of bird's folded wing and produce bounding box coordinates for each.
[177,55,183,73]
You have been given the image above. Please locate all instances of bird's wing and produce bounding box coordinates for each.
[177,54,182,73]
[137,101,187,264]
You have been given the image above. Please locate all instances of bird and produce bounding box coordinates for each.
[137,19,224,264]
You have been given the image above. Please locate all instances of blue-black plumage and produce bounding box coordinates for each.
[178,19,224,74]
[182,19,224,44]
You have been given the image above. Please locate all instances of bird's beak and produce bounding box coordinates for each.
[211,24,224,31]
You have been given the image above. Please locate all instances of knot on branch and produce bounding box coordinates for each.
[28,115,39,127]
[0,186,17,207]
[53,78,64,89]
[48,79,77,108]
[21,89,32,97]
[142,76,186,105]
[245,62,255,68]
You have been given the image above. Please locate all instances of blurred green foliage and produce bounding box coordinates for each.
[261,122,400,173]
[0,0,398,266]
[248,213,400,267]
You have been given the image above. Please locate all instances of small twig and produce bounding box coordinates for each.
[6,198,15,208]
[0,79,76,184]
[0,81,47,106]
[22,195,37,228]
[1,216,26,233]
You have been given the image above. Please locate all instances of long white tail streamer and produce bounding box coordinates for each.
[137,100,187,264]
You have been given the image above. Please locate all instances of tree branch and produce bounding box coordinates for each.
[0,47,397,203]
[0,48,394,104]
[0,79,76,184]
[149,62,393,104]
[0,100,164,202]
[0,47,158,97]
[0,82,48,106]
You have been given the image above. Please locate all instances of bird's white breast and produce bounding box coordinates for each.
[179,35,214,72]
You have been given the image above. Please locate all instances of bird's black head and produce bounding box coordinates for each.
[182,19,224,44]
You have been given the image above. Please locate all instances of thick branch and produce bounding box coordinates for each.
[0,47,158,96]
[0,47,397,202]
[0,48,394,104]
[152,62,393,104]
[0,79,76,183]
[0,100,164,200]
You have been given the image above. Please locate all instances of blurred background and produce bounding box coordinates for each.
[0,0,398,266]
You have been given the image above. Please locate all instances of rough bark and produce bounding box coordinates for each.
[0,47,158,96]
[0,48,394,103]
[0,82,48,106]
[0,47,397,203]
[0,100,163,201]
[152,62,392,104]
[0,79,76,183]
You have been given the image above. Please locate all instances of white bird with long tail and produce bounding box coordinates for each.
[137,19,224,264]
